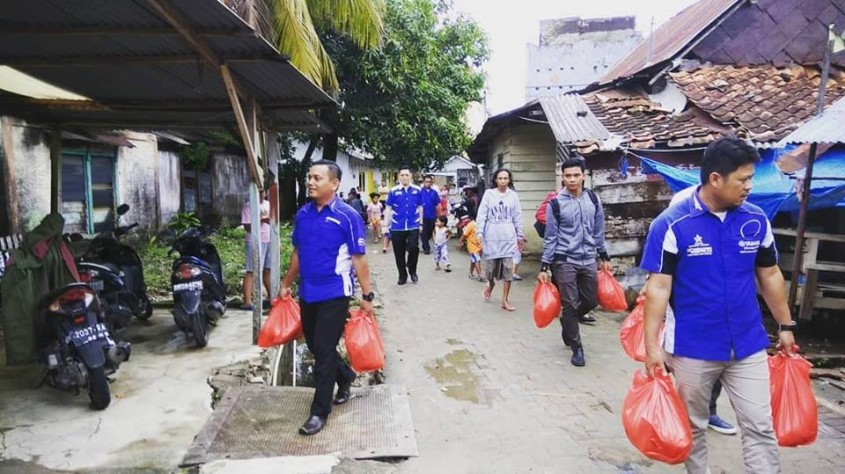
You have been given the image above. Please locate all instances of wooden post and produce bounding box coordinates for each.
[787,31,833,310]
[266,132,281,299]
[50,127,61,213]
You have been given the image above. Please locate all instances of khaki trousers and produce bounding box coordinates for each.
[666,350,780,474]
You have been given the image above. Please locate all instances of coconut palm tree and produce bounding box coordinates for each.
[223,0,385,91]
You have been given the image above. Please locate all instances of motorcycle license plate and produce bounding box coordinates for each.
[90,280,104,292]
[173,281,203,292]
[66,323,110,346]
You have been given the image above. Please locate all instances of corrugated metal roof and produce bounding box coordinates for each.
[538,94,610,143]
[779,98,845,145]
[0,0,334,131]
[600,0,740,85]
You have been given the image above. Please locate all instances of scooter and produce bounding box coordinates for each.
[168,228,226,348]
[37,282,131,410]
[77,204,152,331]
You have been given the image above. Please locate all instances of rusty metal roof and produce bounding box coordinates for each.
[0,0,335,131]
[779,97,845,145]
[538,94,611,143]
[600,0,740,85]
[670,65,845,144]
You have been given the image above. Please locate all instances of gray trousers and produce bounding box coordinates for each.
[551,261,597,348]
[666,350,780,474]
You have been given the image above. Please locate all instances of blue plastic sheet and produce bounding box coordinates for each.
[638,148,845,219]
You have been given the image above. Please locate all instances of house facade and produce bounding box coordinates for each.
[468,0,845,269]
[0,116,253,235]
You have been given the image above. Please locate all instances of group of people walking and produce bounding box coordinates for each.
[275,137,801,474]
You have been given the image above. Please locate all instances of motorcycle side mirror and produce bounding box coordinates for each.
[116,204,130,216]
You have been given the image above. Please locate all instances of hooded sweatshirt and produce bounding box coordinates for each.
[476,188,524,259]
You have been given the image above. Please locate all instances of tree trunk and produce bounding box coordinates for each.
[297,136,319,207]
[322,133,339,162]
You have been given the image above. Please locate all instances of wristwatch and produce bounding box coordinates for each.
[361,291,375,302]
[778,321,798,332]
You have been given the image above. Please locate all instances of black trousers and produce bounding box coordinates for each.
[552,261,598,349]
[420,218,436,253]
[300,297,356,418]
[391,229,420,280]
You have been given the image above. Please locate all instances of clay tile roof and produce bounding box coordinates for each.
[669,65,845,143]
[582,94,723,150]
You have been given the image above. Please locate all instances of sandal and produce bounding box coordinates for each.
[482,285,492,301]
[501,303,516,312]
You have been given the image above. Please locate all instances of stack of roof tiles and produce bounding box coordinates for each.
[670,65,845,143]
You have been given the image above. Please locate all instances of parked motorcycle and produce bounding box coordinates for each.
[167,228,226,348]
[77,204,152,331]
[37,282,131,410]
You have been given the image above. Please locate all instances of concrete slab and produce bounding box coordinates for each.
[182,385,418,466]
[0,309,260,472]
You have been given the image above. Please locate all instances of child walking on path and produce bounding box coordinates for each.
[367,193,383,243]
[459,215,483,281]
[432,216,452,272]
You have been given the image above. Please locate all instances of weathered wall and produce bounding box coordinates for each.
[487,123,557,254]
[212,151,251,227]
[116,131,158,230]
[157,149,181,227]
[587,150,701,259]
[1,117,50,232]
[526,17,641,100]
[290,141,385,198]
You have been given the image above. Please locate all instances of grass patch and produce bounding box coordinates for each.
[137,224,294,302]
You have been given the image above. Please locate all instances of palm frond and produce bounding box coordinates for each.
[269,0,325,88]
[307,0,385,49]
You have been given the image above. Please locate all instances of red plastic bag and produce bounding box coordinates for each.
[623,368,692,464]
[533,281,561,328]
[597,268,628,311]
[620,297,647,362]
[257,296,302,348]
[344,308,385,373]
[769,348,817,447]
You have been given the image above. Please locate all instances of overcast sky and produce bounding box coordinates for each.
[451,0,700,115]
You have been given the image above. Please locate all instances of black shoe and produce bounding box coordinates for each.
[298,415,326,436]
[334,382,352,405]
[398,278,407,285]
[571,346,585,367]
[423,250,431,255]
[410,274,419,284]
[578,315,597,324]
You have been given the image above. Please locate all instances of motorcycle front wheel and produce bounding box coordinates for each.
[192,312,209,348]
[87,365,111,410]
[136,294,154,320]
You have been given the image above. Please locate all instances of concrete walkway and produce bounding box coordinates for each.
[370,240,845,473]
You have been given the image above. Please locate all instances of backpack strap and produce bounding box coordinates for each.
[550,195,561,225]
[585,188,599,207]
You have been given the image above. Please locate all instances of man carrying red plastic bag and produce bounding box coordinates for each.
[278,160,376,437]
[639,138,804,473]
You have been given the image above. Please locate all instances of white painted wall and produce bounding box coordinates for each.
[2,117,51,231]
[116,131,158,230]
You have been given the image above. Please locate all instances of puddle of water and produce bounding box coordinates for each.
[425,349,480,403]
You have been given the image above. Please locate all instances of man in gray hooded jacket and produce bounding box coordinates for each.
[538,157,611,367]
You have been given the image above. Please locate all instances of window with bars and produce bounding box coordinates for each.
[61,144,117,234]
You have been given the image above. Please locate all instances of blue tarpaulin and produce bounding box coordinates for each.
[638,148,845,219]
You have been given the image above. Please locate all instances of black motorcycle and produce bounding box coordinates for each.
[78,204,152,331]
[167,228,226,348]
[37,282,131,410]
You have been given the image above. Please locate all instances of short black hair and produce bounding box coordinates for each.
[369,192,379,199]
[561,157,586,172]
[424,174,434,180]
[700,137,760,185]
[311,160,342,181]
[398,164,413,173]
[492,168,514,189]
[437,215,448,224]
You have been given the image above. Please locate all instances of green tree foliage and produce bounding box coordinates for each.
[324,0,489,171]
